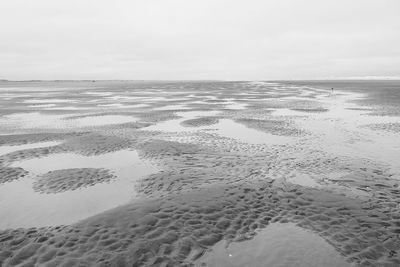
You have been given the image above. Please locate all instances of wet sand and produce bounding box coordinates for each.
[196,222,351,267]
[0,80,399,266]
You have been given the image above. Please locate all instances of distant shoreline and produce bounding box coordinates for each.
[1,79,400,83]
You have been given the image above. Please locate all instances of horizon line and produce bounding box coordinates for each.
[1,78,400,82]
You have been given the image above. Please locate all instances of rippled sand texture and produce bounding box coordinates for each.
[0,80,399,266]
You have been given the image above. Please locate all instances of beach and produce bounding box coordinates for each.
[0,80,399,266]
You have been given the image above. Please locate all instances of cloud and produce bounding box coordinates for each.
[1,0,399,80]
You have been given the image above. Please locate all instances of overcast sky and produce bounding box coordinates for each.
[0,0,399,80]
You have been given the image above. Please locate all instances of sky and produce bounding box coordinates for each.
[0,0,399,80]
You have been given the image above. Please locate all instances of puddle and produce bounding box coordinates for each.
[0,150,158,229]
[269,91,400,175]
[0,113,67,130]
[272,108,309,117]
[107,95,148,101]
[0,94,34,98]
[97,103,149,109]
[144,111,220,132]
[215,119,293,145]
[84,91,113,96]
[65,115,137,127]
[28,104,57,108]
[0,113,138,130]
[23,99,76,104]
[224,102,248,110]
[43,106,92,111]
[0,141,62,156]
[196,223,350,267]
[186,100,223,106]
[0,87,83,92]
[287,173,320,187]
[180,111,221,118]
[153,104,190,111]
[145,111,292,145]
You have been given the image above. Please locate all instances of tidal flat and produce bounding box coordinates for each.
[0,80,399,266]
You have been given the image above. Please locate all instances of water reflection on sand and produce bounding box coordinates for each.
[0,150,158,229]
[196,223,351,267]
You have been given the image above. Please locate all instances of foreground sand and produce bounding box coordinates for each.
[0,81,399,266]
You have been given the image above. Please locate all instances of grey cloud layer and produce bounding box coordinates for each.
[1,0,399,80]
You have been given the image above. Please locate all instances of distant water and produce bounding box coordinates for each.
[280,80,400,116]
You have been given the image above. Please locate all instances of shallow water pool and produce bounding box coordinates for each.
[0,112,138,131]
[0,141,62,156]
[196,223,351,267]
[0,150,158,229]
